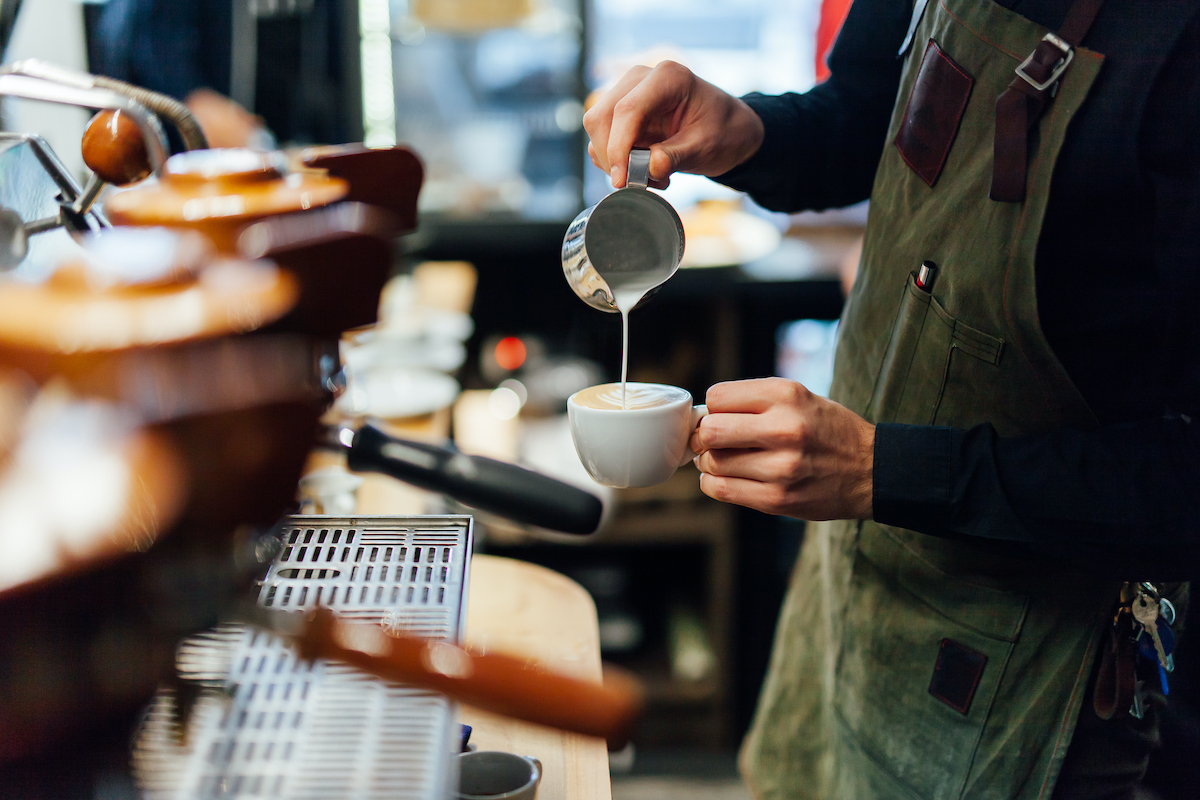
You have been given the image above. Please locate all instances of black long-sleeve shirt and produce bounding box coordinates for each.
[716,0,1200,576]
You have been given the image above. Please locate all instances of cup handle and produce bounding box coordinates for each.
[527,756,543,784]
[679,404,709,467]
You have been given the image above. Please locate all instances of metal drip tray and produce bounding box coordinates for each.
[133,515,473,800]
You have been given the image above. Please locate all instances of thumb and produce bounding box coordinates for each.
[652,126,716,179]
[646,144,679,184]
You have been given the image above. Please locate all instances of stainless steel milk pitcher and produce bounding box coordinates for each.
[561,149,685,313]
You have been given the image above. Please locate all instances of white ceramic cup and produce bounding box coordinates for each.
[567,382,708,488]
[297,466,364,515]
[457,751,542,800]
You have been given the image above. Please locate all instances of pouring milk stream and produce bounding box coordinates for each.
[561,149,686,405]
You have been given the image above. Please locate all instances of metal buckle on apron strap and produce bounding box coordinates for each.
[989,0,1106,203]
[1014,33,1074,93]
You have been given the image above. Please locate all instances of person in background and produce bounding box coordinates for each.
[90,0,264,148]
[89,0,349,149]
[182,86,267,150]
[584,0,1200,798]
[89,0,264,148]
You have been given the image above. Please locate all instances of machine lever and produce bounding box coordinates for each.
[245,605,642,744]
[339,424,603,535]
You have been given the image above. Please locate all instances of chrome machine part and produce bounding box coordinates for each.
[0,71,169,178]
[0,206,27,270]
[5,59,207,151]
[0,68,174,272]
[133,515,473,800]
[0,133,105,277]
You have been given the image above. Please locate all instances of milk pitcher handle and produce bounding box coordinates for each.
[627,148,651,189]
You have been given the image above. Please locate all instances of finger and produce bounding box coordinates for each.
[695,448,803,484]
[705,377,808,414]
[583,67,651,179]
[607,62,689,187]
[693,411,786,451]
[699,473,788,515]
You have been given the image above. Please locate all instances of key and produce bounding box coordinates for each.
[1137,614,1176,652]
[1132,593,1170,671]
[1135,625,1173,695]
[1137,618,1175,663]
[1134,632,1172,695]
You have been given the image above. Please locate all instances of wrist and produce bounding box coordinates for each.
[731,98,765,170]
[856,422,875,519]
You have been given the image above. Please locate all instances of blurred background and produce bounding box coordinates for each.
[0,0,1194,799]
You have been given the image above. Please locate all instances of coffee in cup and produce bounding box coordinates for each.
[567,382,707,488]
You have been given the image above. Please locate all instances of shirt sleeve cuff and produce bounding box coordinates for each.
[872,423,956,536]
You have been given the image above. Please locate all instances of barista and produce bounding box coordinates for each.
[584,0,1200,798]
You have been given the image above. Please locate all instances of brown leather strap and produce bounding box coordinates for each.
[1093,610,1137,720]
[990,0,1106,202]
[1056,0,1106,46]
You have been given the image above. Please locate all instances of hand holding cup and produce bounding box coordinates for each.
[690,378,875,520]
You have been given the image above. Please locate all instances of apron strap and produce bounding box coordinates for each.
[990,0,1106,202]
[1093,620,1137,720]
[898,0,934,58]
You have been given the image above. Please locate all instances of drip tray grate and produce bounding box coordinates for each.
[133,515,473,800]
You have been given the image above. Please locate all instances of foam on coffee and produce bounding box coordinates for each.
[572,382,686,411]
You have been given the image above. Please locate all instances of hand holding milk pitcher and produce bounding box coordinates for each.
[562,148,705,488]
[568,64,878,516]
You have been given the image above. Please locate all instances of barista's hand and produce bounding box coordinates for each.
[583,61,764,189]
[691,378,875,520]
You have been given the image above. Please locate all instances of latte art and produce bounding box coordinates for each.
[572,382,687,411]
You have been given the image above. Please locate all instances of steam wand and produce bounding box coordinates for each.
[322,423,604,536]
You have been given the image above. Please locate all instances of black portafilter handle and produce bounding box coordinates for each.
[345,424,603,535]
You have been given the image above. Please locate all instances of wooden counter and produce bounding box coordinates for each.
[349,465,612,800]
[461,555,612,800]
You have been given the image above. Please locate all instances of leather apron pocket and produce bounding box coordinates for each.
[894,39,975,187]
[867,273,1003,425]
[832,524,1028,800]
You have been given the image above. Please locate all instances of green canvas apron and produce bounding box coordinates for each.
[739,1,1124,798]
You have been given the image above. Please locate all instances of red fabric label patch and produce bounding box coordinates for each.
[929,638,988,714]
[895,39,975,187]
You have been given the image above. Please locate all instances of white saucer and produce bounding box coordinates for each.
[334,366,460,419]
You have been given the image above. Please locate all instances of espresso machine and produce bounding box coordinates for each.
[0,63,631,799]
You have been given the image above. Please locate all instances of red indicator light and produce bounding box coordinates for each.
[494,337,527,371]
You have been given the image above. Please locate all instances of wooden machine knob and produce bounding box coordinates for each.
[82,109,152,186]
